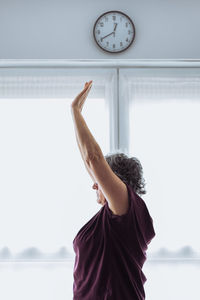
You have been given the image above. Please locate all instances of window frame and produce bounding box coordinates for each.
[1,59,200,263]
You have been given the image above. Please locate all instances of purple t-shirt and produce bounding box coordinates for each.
[73,183,156,300]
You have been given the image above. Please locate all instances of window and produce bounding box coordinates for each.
[120,67,200,300]
[0,66,116,299]
[0,61,199,299]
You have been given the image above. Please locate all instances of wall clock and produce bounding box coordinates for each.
[93,10,136,53]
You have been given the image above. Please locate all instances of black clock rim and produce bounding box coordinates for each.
[93,10,136,54]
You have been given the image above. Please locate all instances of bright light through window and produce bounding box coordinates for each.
[129,97,200,253]
[0,97,109,258]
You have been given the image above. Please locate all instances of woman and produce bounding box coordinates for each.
[71,81,156,300]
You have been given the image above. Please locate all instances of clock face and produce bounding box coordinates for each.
[93,10,135,53]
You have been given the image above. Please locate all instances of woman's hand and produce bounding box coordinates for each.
[71,80,93,113]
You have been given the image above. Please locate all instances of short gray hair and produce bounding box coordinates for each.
[104,151,146,195]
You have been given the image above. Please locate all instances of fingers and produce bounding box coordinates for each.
[86,85,92,94]
[85,81,93,88]
[83,81,93,93]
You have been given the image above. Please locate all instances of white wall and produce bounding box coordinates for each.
[0,0,199,59]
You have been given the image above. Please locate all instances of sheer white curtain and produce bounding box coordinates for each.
[1,63,200,299]
[120,67,200,300]
[120,67,200,255]
[0,67,116,261]
[0,67,111,98]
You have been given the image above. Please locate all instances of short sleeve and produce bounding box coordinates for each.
[127,184,156,246]
[105,183,156,246]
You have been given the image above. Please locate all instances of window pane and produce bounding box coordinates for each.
[144,261,200,300]
[0,262,74,300]
[126,68,200,299]
[0,96,109,258]
[127,68,200,255]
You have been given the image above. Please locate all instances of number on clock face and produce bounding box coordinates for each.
[93,11,135,53]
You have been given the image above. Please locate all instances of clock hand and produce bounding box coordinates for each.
[113,23,118,38]
[101,23,118,42]
[101,32,114,41]
[114,23,118,31]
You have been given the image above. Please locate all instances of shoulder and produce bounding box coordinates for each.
[86,154,129,216]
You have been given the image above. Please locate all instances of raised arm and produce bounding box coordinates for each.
[70,81,99,183]
[70,81,129,216]
[74,128,96,183]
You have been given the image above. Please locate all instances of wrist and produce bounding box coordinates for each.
[71,106,80,114]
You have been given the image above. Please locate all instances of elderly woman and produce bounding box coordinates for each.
[71,81,156,300]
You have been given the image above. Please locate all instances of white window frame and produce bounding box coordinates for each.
[0,59,200,262]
